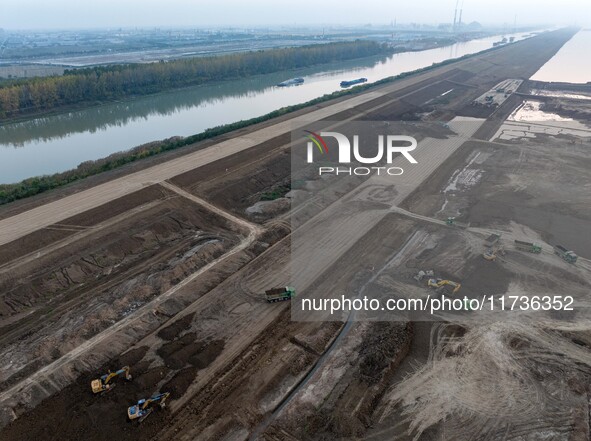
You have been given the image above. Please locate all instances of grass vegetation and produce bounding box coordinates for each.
[0,42,510,206]
[0,41,389,118]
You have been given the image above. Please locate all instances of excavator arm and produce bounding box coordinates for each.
[128,392,170,422]
[427,279,461,294]
[91,366,131,394]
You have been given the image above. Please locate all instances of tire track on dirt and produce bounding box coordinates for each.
[0,182,263,422]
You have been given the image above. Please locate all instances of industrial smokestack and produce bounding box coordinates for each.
[452,0,459,31]
[514,14,517,32]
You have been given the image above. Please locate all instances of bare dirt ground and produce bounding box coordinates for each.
[0,191,246,391]
[378,66,591,441]
[0,28,586,441]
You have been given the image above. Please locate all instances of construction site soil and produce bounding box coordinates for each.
[1,28,589,441]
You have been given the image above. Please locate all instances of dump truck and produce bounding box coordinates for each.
[91,366,131,394]
[554,245,577,264]
[484,233,501,247]
[514,240,542,254]
[446,217,469,228]
[414,269,434,282]
[128,392,170,422]
[265,286,295,303]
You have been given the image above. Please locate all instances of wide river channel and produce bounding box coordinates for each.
[0,31,542,183]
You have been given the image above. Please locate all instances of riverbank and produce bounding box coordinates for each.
[0,35,544,207]
[0,30,543,184]
[0,27,582,440]
[0,34,495,126]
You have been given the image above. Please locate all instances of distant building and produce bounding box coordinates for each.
[465,21,483,31]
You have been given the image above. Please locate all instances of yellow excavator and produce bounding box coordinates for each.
[483,249,496,261]
[128,392,171,422]
[483,246,505,262]
[91,366,132,394]
[427,278,461,294]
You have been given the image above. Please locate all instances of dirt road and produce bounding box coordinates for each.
[0,28,580,441]
[0,30,572,249]
[0,181,260,417]
[0,80,440,248]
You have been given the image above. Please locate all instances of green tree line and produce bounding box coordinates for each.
[0,41,511,205]
[0,41,388,117]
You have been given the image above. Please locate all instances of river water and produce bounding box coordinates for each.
[0,32,535,183]
[531,29,591,83]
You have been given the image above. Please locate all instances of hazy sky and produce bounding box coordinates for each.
[1,0,588,29]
